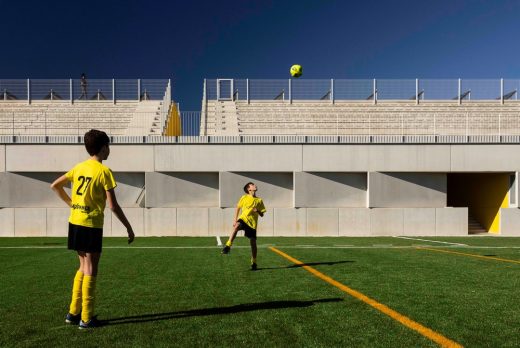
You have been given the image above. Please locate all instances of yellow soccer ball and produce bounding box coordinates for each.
[290,64,303,78]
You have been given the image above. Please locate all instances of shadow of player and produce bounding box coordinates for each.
[255,260,355,271]
[101,298,343,326]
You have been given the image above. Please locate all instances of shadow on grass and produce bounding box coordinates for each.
[102,298,342,326]
[256,260,354,271]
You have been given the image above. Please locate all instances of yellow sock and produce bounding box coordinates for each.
[251,257,257,264]
[69,271,84,315]
[81,275,96,323]
[226,240,232,247]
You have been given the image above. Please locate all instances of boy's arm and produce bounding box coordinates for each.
[233,206,241,227]
[106,189,135,244]
[50,175,72,207]
[253,201,266,217]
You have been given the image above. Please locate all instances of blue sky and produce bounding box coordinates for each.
[1,0,519,109]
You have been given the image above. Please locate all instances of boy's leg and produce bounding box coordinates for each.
[80,252,101,324]
[67,252,85,322]
[222,224,241,254]
[250,238,258,270]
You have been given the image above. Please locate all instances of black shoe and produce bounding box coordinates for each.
[65,312,81,325]
[221,245,230,254]
[251,262,258,271]
[79,316,102,329]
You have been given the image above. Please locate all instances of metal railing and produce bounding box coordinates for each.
[0,78,170,103]
[0,78,172,136]
[159,80,172,132]
[180,111,201,136]
[198,110,520,137]
[205,78,520,104]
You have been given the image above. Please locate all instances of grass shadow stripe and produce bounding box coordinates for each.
[102,298,343,325]
[269,246,463,348]
[416,247,520,264]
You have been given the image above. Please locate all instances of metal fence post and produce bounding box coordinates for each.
[203,79,207,102]
[331,79,334,104]
[70,78,73,104]
[27,78,30,105]
[112,79,115,104]
[500,78,504,105]
[416,78,419,105]
[288,79,292,104]
[246,78,249,104]
[373,79,377,105]
[458,78,461,105]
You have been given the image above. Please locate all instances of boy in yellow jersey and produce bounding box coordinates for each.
[221,182,266,270]
[51,129,135,329]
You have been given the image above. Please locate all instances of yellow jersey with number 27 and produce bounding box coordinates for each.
[65,159,117,228]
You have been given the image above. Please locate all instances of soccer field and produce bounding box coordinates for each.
[1,236,519,347]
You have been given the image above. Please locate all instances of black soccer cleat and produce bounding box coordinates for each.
[79,316,102,329]
[65,312,81,325]
[221,245,230,254]
[251,262,258,271]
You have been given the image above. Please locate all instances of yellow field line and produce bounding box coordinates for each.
[269,246,462,348]
[416,247,520,264]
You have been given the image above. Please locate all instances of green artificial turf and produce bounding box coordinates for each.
[1,236,519,347]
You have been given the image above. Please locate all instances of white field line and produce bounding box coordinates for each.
[1,245,520,250]
[393,236,468,246]
[216,236,223,246]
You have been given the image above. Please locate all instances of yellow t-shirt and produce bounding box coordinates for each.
[238,194,266,230]
[65,159,117,228]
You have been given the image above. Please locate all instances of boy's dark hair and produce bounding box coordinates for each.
[84,129,109,156]
[243,182,254,193]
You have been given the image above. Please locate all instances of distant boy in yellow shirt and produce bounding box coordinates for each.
[221,182,266,270]
[51,129,135,329]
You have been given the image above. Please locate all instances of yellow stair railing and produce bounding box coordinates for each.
[164,102,182,136]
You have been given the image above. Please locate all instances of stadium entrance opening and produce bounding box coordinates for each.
[217,79,234,101]
[447,173,513,234]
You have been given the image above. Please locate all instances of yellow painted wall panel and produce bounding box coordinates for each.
[448,173,509,233]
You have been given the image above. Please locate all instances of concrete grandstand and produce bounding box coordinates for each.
[1,78,520,238]
[0,79,173,136]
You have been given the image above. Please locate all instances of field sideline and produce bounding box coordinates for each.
[1,236,519,347]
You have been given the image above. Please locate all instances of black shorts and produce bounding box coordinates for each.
[237,219,257,240]
[68,223,103,253]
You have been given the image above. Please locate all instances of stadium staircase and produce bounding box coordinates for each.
[126,100,163,135]
[203,100,238,135]
[468,215,487,235]
[201,100,520,136]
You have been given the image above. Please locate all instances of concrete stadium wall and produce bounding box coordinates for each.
[500,208,520,236]
[0,207,468,237]
[220,172,293,208]
[0,172,145,208]
[0,172,68,207]
[302,145,452,172]
[0,145,5,172]
[154,145,302,171]
[1,143,519,236]
[369,172,446,208]
[294,172,366,207]
[5,144,520,172]
[145,172,219,207]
